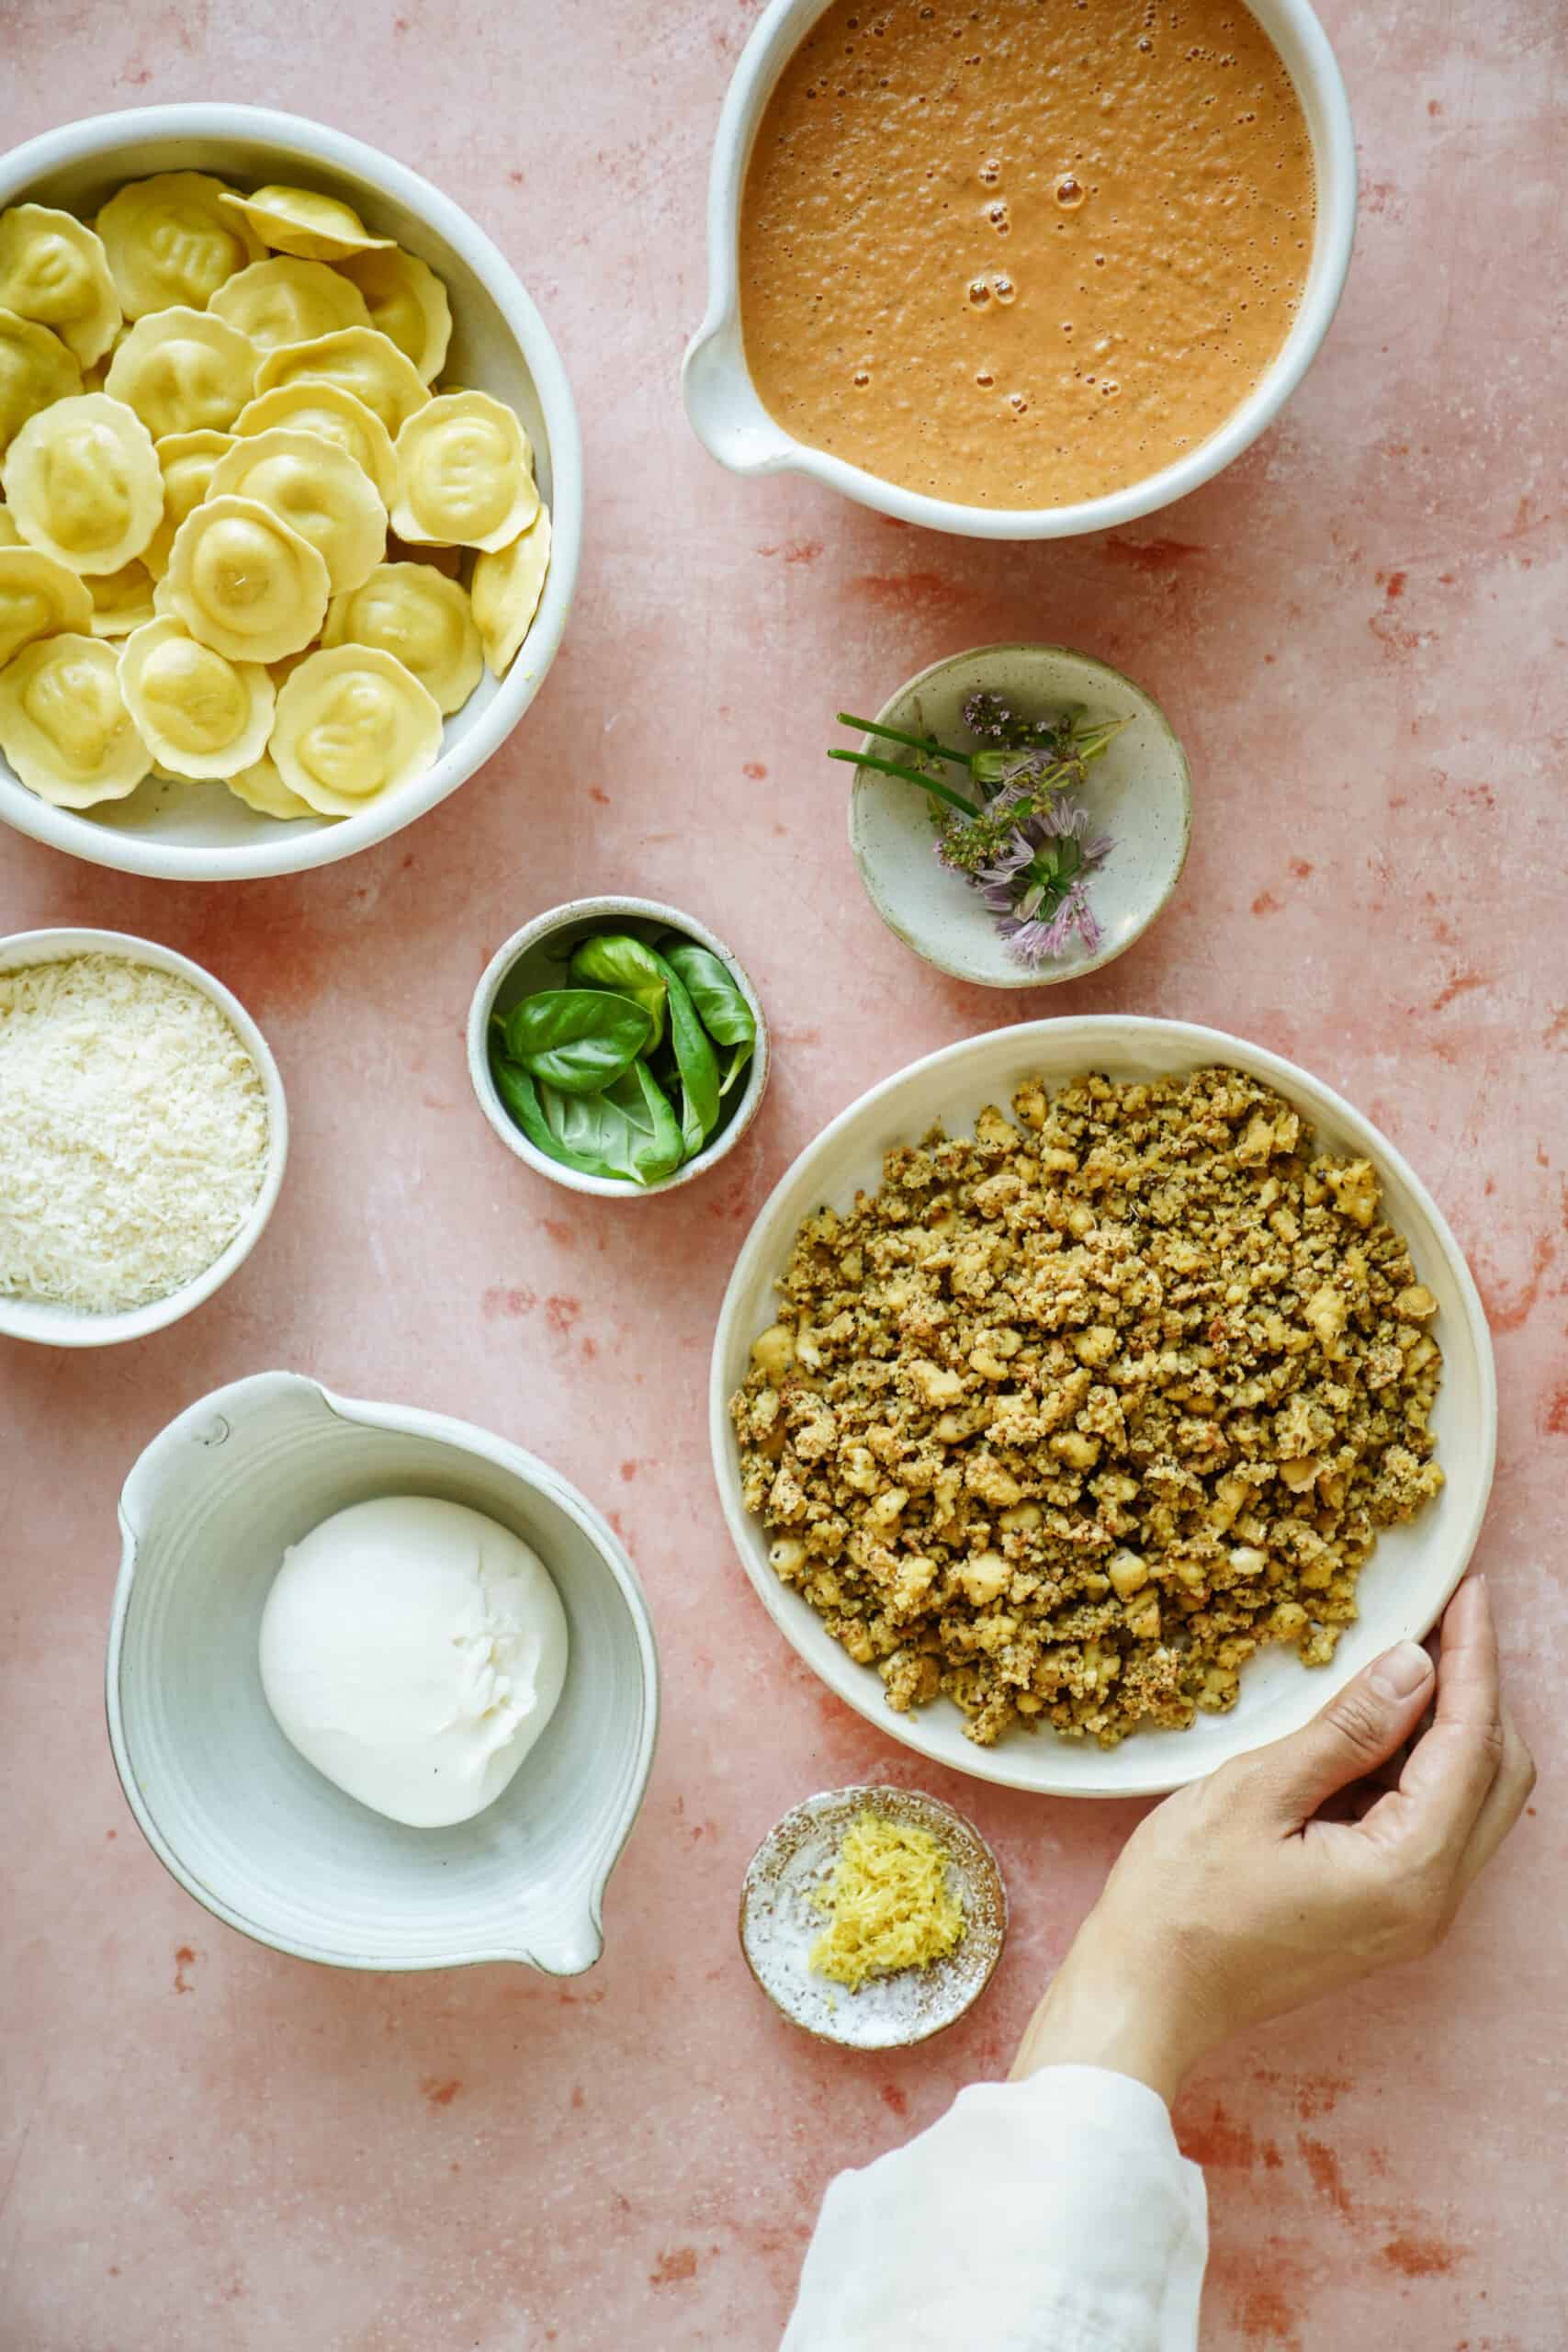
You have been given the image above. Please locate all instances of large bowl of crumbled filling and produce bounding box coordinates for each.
[683,0,1356,537]
[710,1020,1495,1796]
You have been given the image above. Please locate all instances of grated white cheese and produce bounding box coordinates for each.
[0,954,270,1314]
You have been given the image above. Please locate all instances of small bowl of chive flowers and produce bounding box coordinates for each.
[838,642,1191,989]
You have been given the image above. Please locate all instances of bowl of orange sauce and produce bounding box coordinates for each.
[683,0,1355,540]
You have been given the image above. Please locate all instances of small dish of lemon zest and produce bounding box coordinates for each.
[808,1810,966,1992]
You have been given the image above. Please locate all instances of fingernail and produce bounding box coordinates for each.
[1371,1640,1435,1701]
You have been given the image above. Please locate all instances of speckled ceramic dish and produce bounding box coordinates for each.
[739,1784,1007,2049]
[847,643,1191,989]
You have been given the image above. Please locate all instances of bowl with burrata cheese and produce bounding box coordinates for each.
[107,1371,658,1974]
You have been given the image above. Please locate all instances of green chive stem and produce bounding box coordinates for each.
[835,712,972,768]
[827,747,978,817]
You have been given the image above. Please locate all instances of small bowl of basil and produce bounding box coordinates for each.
[468,897,770,1195]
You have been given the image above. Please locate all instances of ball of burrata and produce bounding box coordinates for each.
[258,1495,570,1826]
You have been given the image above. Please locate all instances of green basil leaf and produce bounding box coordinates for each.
[536,1062,684,1186]
[498,989,652,1096]
[569,933,667,1051]
[718,1039,753,1097]
[659,941,756,1049]
[646,947,720,1147]
[490,1056,624,1178]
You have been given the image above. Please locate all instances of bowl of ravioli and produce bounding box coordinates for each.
[0,105,581,880]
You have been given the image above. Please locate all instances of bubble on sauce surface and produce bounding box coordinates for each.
[1055,175,1087,209]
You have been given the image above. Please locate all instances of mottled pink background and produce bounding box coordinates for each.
[2,4,1565,2347]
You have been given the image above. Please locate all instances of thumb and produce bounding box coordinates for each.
[1253,1641,1436,1826]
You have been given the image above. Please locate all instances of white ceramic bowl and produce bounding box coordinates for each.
[709,1017,1496,1798]
[0,104,581,880]
[848,642,1191,988]
[683,0,1356,540]
[107,1372,660,1974]
[0,926,287,1348]
[468,896,772,1198]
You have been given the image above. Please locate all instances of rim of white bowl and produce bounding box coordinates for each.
[707,1015,1498,1797]
[848,640,1193,987]
[468,895,772,1198]
[0,927,288,1348]
[682,0,1357,540]
[106,1373,661,1973]
[0,104,581,880]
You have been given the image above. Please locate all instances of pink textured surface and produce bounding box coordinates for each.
[1,4,1564,2347]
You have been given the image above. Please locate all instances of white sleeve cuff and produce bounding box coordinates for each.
[782,2064,1208,2352]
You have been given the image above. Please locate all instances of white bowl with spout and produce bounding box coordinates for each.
[107,1372,659,1974]
[682,0,1356,540]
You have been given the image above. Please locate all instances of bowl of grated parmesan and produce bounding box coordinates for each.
[0,928,287,1346]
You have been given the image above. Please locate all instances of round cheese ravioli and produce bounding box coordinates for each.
[0,543,93,662]
[0,631,152,806]
[96,173,265,317]
[322,561,482,716]
[143,428,233,576]
[209,426,386,596]
[269,643,441,815]
[225,752,318,820]
[211,255,372,351]
[1,392,161,573]
[471,505,552,677]
[233,380,397,503]
[337,245,451,383]
[87,557,156,637]
[119,615,275,779]
[0,306,81,457]
[254,326,429,438]
[0,204,121,368]
[391,390,537,551]
[220,186,394,265]
[166,492,329,663]
[105,305,257,440]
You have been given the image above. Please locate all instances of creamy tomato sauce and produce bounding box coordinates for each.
[739,0,1314,509]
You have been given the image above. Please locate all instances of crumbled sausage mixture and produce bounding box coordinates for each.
[729,1069,1444,1748]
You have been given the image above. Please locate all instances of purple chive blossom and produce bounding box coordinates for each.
[975,829,1037,885]
[909,705,1118,966]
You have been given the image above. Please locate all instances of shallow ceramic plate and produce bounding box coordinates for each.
[709,1017,1495,1798]
[739,1784,1007,2048]
[848,644,1191,989]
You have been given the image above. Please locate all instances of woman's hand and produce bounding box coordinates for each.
[1011,1577,1535,2105]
